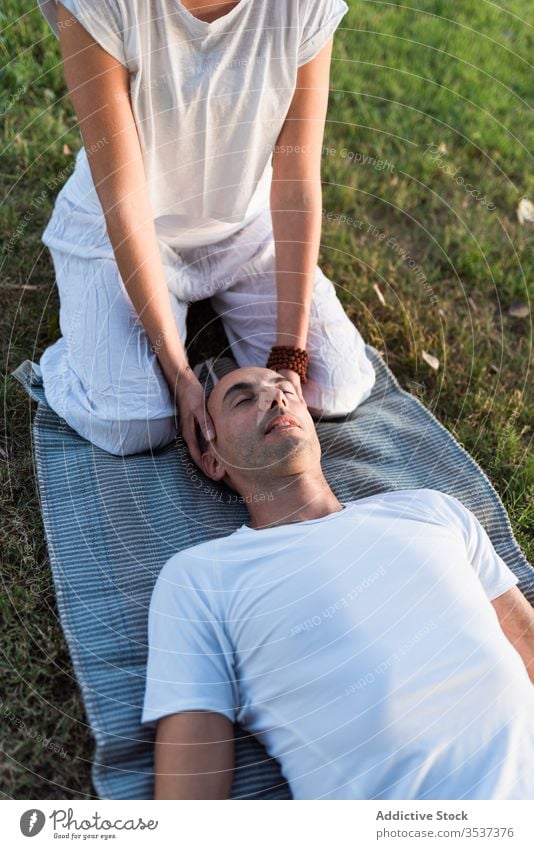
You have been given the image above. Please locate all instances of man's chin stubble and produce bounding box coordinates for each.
[260,433,310,466]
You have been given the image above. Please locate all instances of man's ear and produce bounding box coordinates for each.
[200,445,227,482]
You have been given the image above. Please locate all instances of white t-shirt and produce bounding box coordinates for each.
[38,0,349,248]
[142,487,534,800]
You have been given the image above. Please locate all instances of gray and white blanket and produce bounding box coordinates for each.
[12,345,533,799]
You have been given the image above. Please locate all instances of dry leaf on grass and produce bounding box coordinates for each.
[373,283,387,306]
[467,297,478,312]
[517,198,534,225]
[508,300,529,318]
[422,351,440,371]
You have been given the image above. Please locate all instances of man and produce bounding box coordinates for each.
[141,366,534,800]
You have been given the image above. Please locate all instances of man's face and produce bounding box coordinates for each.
[201,366,320,488]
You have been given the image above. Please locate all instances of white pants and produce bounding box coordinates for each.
[39,207,376,456]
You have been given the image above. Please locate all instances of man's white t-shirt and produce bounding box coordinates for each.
[141,488,534,800]
[38,0,349,248]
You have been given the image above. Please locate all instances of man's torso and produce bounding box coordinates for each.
[201,489,534,799]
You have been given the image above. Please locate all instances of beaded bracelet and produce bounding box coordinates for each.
[266,345,309,384]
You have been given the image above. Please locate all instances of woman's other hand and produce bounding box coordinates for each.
[175,370,216,468]
[276,368,305,404]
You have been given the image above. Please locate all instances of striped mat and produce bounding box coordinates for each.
[11,346,534,799]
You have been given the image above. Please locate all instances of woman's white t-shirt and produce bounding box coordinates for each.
[38,0,349,248]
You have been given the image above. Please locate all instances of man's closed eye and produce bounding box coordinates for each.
[234,384,296,407]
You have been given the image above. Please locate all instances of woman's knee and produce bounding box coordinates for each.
[76,413,178,456]
[304,334,376,416]
[304,269,376,415]
[304,371,375,418]
[106,416,178,456]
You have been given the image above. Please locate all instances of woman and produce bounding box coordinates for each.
[37,0,376,466]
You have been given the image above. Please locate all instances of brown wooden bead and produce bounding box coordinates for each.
[266,344,309,384]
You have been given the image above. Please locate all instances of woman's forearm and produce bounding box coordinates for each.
[104,201,192,392]
[55,7,192,395]
[270,181,323,349]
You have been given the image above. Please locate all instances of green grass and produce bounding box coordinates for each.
[1,0,532,798]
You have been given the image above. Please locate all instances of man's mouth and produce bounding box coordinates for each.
[264,414,301,435]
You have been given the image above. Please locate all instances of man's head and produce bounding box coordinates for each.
[196,366,321,495]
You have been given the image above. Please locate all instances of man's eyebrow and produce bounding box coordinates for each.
[222,376,288,406]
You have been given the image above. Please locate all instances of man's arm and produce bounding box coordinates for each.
[491,586,534,684]
[154,710,235,799]
[422,489,534,686]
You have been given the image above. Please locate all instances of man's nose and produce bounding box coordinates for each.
[270,388,287,409]
[257,386,288,413]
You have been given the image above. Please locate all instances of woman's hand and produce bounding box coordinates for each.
[276,368,305,404]
[175,370,216,468]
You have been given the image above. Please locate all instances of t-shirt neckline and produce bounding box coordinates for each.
[238,503,350,533]
[176,0,251,32]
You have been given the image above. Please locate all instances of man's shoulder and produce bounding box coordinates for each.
[159,537,219,578]
[159,529,243,578]
[347,487,463,519]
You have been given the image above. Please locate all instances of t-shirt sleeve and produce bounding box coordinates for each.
[37,0,127,67]
[425,490,520,601]
[141,553,238,730]
[298,0,350,67]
